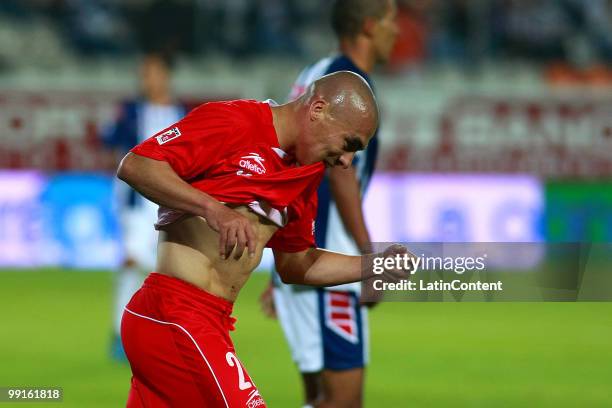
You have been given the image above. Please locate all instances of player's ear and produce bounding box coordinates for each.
[310,99,328,122]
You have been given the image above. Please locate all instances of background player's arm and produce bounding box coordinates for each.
[117,152,256,258]
[330,165,383,305]
[328,166,372,253]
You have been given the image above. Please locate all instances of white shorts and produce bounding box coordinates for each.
[120,203,158,271]
[273,277,369,373]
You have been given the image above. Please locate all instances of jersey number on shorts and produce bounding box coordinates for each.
[225,352,253,390]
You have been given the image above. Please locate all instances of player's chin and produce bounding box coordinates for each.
[297,151,316,166]
[301,154,324,167]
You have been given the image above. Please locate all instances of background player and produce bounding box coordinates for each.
[260,1,398,406]
[102,52,187,360]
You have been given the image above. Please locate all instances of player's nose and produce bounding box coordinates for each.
[337,152,355,169]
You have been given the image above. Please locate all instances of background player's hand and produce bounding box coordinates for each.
[203,201,257,260]
[360,286,383,309]
[123,257,138,268]
[259,283,277,319]
[360,244,381,308]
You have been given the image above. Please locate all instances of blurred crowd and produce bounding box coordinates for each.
[1,0,612,76]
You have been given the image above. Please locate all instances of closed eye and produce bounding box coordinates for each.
[344,136,364,152]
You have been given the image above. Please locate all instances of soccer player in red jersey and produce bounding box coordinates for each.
[117,71,398,407]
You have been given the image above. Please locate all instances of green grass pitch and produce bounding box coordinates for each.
[0,269,611,407]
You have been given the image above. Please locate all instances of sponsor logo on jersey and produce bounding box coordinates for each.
[246,389,265,407]
[237,152,266,176]
[156,127,181,145]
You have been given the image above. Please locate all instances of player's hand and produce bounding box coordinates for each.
[259,283,277,319]
[203,201,257,260]
[123,257,138,268]
[382,243,410,258]
[361,244,415,305]
[381,243,416,281]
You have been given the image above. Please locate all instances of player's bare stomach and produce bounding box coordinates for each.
[156,206,278,302]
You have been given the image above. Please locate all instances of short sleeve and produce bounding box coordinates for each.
[130,102,236,180]
[267,184,318,253]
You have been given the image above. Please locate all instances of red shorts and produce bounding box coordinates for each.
[121,273,267,408]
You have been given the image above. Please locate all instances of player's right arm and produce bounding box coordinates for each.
[116,103,257,259]
[117,153,209,217]
[117,153,255,259]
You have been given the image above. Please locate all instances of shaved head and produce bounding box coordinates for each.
[305,71,379,136]
[274,71,379,166]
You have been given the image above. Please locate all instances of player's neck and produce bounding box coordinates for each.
[339,37,375,74]
[270,103,297,157]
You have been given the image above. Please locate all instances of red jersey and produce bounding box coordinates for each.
[130,99,325,252]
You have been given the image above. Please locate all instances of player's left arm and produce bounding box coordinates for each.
[273,243,418,288]
[328,165,372,253]
[273,244,411,287]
